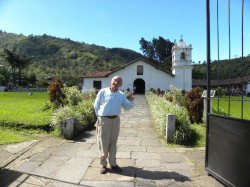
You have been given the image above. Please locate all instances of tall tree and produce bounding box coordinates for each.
[139,36,174,70]
[0,48,33,86]
[15,53,33,85]
[0,49,17,86]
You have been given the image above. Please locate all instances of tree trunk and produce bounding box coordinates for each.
[18,67,21,86]
[13,66,16,87]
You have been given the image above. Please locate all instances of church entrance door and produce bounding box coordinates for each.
[133,78,145,94]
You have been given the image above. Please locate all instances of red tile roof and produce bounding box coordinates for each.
[82,71,112,78]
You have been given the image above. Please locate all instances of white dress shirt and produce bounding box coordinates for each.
[94,87,134,116]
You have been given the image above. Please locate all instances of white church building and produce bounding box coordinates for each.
[81,39,192,93]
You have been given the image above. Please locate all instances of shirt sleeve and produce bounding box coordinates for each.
[122,94,134,110]
[94,90,102,116]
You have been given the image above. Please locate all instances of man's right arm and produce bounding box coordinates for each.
[94,91,101,116]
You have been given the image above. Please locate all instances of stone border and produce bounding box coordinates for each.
[0,137,46,169]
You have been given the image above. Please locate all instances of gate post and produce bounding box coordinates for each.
[203,98,212,124]
[166,114,176,142]
[62,118,74,139]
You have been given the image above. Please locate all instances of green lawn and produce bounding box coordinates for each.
[0,92,55,144]
[212,96,250,120]
[0,92,52,127]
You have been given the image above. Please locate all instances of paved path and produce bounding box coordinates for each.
[0,95,224,186]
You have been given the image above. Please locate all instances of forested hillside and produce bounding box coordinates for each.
[0,31,143,82]
[192,56,250,80]
[1,31,249,84]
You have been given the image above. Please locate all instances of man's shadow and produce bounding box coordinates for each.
[107,166,190,182]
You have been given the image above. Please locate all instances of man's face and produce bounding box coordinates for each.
[111,76,122,91]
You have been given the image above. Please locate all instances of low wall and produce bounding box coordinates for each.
[9,88,48,92]
[0,86,7,92]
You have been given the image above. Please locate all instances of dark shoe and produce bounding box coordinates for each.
[111,165,122,172]
[100,166,107,174]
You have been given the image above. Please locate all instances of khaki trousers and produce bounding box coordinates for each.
[96,116,120,167]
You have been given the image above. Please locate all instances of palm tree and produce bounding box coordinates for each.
[15,53,33,85]
[0,48,33,86]
[0,49,17,86]
[0,66,12,86]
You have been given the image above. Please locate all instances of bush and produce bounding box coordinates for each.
[164,85,185,106]
[184,87,204,124]
[63,86,83,106]
[36,79,49,88]
[146,91,193,144]
[89,88,97,100]
[48,78,65,110]
[216,87,222,97]
[66,80,76,87]
[50,99,96,137]
[50,87,97,137]
[212,107,228,116]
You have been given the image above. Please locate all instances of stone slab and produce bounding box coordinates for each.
[160,153,184,163]
[8,174,46,187]
[80,181,134,187]
[52,157,93,183]
[118,140,141,146]
[6,140,37,154]
[117,151,131,159]
[16,160,42,173]
[29,152,51,162]
[118,145,146,152]
[82,166,134,181]
[74,149,98,158]
[0,151,13,163]
[135,159,161,167]
[132,152,160,160]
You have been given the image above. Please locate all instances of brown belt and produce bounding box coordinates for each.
[102,116,118,119]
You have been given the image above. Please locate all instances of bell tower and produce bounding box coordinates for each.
[172,37,193,91]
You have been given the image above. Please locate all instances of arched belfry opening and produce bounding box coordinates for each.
[133,78,145,94]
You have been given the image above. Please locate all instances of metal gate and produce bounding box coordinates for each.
[205,0,250,186]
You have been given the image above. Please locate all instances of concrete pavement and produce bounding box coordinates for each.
[0,95,224,186]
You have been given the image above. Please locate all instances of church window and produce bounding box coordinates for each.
[137,65,143,75]
[180,52,185,60]
[93,81,101,89]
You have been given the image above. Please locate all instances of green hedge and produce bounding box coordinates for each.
[146,91,193,144]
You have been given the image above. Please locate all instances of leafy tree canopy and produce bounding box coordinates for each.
[139,36,174,71]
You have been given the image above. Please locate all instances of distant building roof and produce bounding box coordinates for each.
[82,71,112,78]
[192,75,250,86]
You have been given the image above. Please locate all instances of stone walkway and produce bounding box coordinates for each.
[0,95,224,186]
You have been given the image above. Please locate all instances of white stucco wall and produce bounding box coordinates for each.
[172,66,192,91]
[82,60,176,93]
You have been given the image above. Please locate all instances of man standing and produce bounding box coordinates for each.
[94,76,134,174]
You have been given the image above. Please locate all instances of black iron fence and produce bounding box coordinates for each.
[205,0,250,186]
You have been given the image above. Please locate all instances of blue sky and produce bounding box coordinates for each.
[0,0,249,63]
